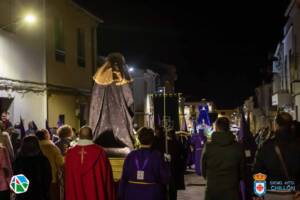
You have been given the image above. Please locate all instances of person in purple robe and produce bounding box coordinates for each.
[191,129,206,176]
[118,127,170,200]
[186,136,195,169]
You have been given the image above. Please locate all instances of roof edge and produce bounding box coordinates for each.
[285,0,296,17]
[70,1,104,23]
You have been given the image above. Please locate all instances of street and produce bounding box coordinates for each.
[178,172,206,200]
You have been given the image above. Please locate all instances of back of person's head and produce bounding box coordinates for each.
[20,136,41,156]
[138,127,155,145]
[79,126,93,140]
[57,124,73,139]
[275,112,293,130]
[216,117,230,132]
[107,52,126,67]
[35,129,50,141]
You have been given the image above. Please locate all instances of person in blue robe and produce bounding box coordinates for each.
[197,104,211,127]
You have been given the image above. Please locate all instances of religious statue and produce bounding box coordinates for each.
[197,98,211,128]
[89,53,134,156]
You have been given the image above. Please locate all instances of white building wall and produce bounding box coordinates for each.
[0,90,46,129]
[0,5,46,129]
[0,28,44,82]
[132,69,146,113]
[131,68,158,127]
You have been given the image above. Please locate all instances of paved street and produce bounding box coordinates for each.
[178,172,206,200]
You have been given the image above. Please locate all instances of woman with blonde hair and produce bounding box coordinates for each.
[36,129,64,200]
[55,125,73,156]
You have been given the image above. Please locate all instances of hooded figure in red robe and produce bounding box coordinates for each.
[65,126,115,200]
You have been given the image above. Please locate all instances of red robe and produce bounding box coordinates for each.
[65,144,115,200]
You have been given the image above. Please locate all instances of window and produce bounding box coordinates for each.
[54,17,65,62]
[77,28,85,67]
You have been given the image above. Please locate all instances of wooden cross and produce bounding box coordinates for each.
[79,147,87,164]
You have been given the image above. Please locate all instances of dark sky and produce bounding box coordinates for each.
[76,0,290,108]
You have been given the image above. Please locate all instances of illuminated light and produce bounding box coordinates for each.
[24,14,37,24]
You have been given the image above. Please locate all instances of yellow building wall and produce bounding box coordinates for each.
[48,93,79,129]
[45,0,97,90]
[45,0,99,129]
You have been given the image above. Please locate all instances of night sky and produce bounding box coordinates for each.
[76,0,290,108]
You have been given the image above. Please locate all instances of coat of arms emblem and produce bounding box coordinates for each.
[253,173,267,197]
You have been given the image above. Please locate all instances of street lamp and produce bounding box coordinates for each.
[128,67,134,72]
[24,14,37,24]
[128,64,136,73]
[0,13,37,30]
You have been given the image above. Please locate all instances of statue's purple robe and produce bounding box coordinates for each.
[118,148,170,200]
[191,131,206,176]
[89,83,134,149]
[89,54,134,151]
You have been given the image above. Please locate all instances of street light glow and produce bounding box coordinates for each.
[24,14,37,24]
[128,67,134,72]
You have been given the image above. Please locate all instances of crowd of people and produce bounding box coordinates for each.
[0,112,186,200]
[201,114,300,200]
[1,111,300,200]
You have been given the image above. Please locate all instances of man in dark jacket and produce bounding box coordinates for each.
[201,117,245,200]
[253,112,300,200]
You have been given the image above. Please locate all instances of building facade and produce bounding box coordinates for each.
[243,82,277,134]
[0,0,100,129]
[130,68,159,128]
[272,0,300,120]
